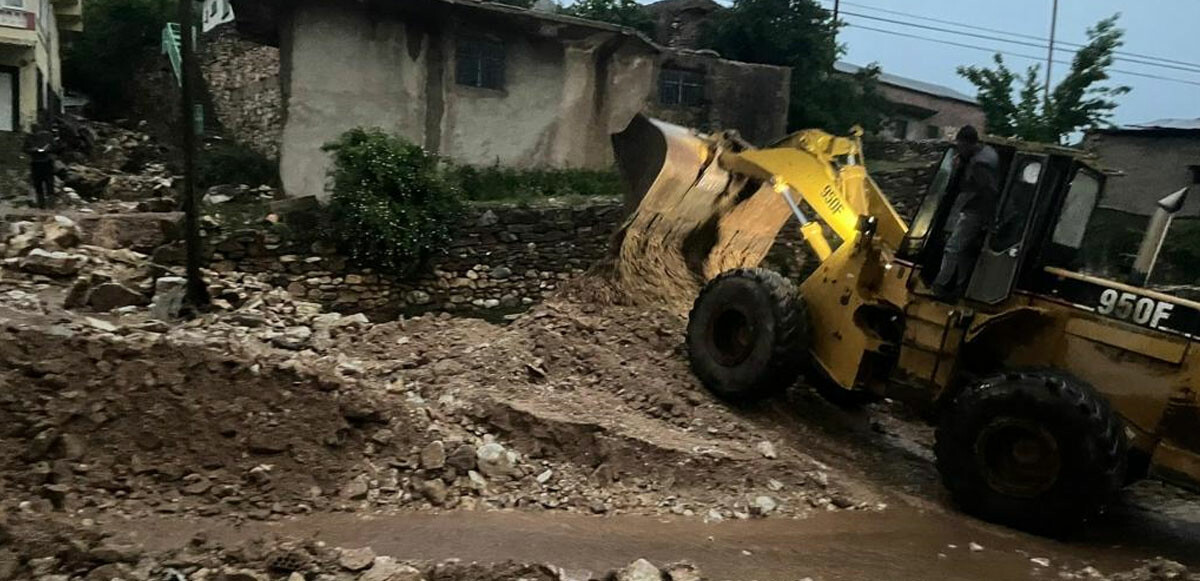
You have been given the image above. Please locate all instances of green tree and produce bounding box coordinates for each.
[63,0,173,117]
[562,0,655,36]
[703,0,890,132]
[958,15,1130,143]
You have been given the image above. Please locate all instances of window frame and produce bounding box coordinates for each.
[1050,167,1102,250]
[658,67,704,107]
[455,36,506,91]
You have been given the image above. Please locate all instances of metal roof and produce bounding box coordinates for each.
[1125,118,1200,131]
[834,61,977,105]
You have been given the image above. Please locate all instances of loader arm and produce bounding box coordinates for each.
[608,115,908,309]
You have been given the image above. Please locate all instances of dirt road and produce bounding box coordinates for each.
[100,505,1194,581]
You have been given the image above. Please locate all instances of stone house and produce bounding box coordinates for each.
[833,62,984,141]
[0,0,82,132]
[229,0,790,200]
[1085,119,1200,216]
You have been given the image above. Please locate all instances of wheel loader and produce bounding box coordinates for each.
[608,114,1200,532]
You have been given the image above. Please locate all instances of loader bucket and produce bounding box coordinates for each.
[606,114,794,310]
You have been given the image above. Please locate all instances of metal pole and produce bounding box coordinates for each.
[833,0,840,23]
[178,0,209,311]
[1044,0,1058,104]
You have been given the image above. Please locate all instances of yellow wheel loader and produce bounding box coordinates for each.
[609,114,1200,531]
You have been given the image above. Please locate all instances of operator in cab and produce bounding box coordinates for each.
[931,125,999,300]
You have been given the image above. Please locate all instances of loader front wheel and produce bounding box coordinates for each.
[935,371,1127,532]
[687,269,808,402]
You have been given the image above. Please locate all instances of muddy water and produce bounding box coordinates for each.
[109,507,1194,581]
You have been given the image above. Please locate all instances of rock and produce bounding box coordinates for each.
[420,441,446,470]
[272,326,313,350]
[431,358,464,377]
[491,266,512,279]
[63,164,111,199]
[43,216,82,249]
[476,443,514,479]
[247,434,287,455]
[83,317,119,333]
[535,469,553,484]
[663,563,701,581]
[478,209,499,227]
[968,542,984,552]
[150,276,187,320]
[338,547,376,572]
[0,549,17,581]
[85,563,127,581]
[446,444,477,471]
[616,559,662,581]
[750,495,778,516]
[82,212,183,252]
[20,248,87,277]
[418,479,448,506]
[341,474,371,500]
[1030,558,1051,568]
[59,433,86,460]
[755,441,778,459]
[87,283,148,311]
[360,557,424,581]
[406,290,431,305]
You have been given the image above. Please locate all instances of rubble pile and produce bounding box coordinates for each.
[0,213,873,525]
[57,117,178,205]
[0,516,704,581]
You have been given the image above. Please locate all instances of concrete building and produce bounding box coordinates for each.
[1085,119,1200,216]
[0,0,82,132]
[834,62,984,141]
[230,0,789,200]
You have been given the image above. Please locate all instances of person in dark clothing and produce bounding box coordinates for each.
[24,123,58,209]
[931,125,1000,299]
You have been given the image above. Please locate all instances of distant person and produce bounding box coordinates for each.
[24,122,58,209]
[932,125,999,299]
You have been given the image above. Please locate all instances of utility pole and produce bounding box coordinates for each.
[178,0,209,311]
[1044,0,1059,103]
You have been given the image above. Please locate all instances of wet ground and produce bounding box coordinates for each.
[102,505,1194,581]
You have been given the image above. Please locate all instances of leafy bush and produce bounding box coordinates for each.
[63,0,174,117]
[452,165,621,201]
[198,141,278,188]
[323,128,464,274]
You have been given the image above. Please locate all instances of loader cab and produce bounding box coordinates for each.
[897,138,1106,306]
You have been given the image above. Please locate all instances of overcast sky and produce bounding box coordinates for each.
[636,0,1200,127]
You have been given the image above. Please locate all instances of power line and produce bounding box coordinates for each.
[838,10,1200,75]
[827,0,1200,73]
[843,23,1200,88]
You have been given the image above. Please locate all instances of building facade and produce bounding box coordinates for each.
[1085,119,1200,216]
[834,62,984,141]
[0,0,81,132]
[230,0,790,200]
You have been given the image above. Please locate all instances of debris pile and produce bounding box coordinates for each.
[0,516,704,581]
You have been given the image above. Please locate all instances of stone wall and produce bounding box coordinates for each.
[205,200,624,318]
[201,24,283,159]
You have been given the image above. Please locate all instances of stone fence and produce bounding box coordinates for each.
[204,200,624,318]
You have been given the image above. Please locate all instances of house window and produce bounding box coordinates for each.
[456,37,505,90]
[1,0,23,8]
[892,119,909,140]
[925,124,941,139]
[659,68,704,107]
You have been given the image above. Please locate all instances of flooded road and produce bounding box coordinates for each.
[109,505,1197,581]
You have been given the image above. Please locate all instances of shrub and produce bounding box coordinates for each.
[323,128,464,274]
[197,141,278,189]
[453,165,621,201]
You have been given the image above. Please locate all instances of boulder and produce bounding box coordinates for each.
[476,443,515,479]
[62,164,111,199]
[19,249,87,277]
[359,558,424,581]
[43,216,82,249]
[420,441,446,470]
[616,559,663,581]
[87,283,149,311]
[337,548,376,572]
[149,276,187,320]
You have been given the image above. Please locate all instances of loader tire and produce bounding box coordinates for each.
[687,268,808,402]
[935,370,1127,532]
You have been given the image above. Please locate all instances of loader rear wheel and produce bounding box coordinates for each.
[687,268,808,402]
[935,371,1127,532]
